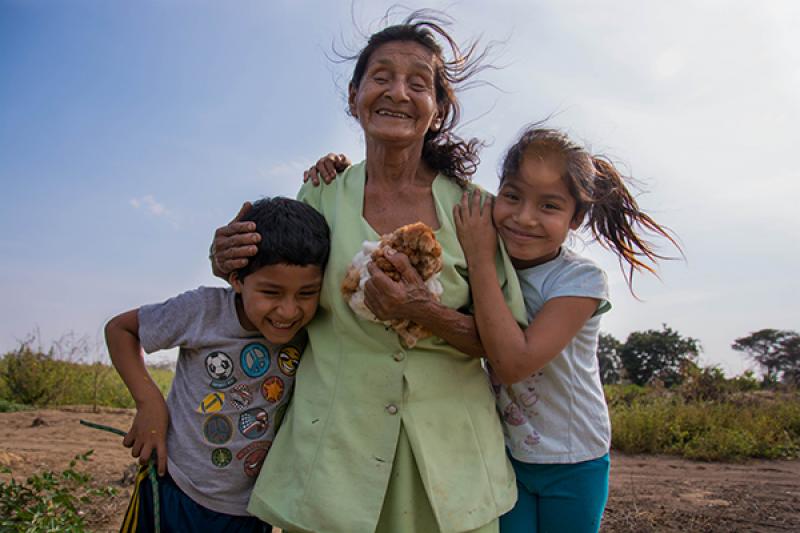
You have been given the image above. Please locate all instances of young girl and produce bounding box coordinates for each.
[453,126,679,533]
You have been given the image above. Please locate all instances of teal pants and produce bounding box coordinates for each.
[500,453,609,533]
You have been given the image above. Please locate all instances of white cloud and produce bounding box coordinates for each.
[130,194,169,216]
[129,195,179,228]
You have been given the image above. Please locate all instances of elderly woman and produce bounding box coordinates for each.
[212,15,525,533]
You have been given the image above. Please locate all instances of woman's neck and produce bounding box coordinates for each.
[364,141,434,189]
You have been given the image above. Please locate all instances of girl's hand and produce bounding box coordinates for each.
[454,191,497,267]
[303,153,351,186]
[123,394,169,476]
[364,250,432,322]
[211,202,261,278]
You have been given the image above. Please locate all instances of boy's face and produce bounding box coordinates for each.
[231,263,323,344]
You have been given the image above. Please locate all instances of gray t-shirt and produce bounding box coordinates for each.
[139,286,305,516]
[492,247,611,464]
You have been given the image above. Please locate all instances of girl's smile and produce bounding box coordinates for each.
[493,154,580,269]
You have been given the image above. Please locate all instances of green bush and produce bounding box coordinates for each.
[0,355,173,409]
[608,387,800,460]
[0,399,32,413]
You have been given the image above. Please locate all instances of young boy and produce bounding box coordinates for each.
[105,197,330,532]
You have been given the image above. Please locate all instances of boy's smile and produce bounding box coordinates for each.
[232,263,323,344]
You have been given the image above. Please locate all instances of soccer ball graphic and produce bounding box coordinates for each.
[205,351,234,381]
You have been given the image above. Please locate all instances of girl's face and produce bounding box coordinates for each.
[493,153,580,269]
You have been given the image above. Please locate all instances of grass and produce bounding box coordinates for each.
[607,385,800,460]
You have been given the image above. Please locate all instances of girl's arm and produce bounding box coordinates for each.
[454,193,599,384]
[105,309,169,475]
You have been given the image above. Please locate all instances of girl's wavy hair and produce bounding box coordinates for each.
[342,9,493,186]
[500,127,683,294]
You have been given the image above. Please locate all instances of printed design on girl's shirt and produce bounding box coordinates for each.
[240,343,270,378]
[503,403,525,426]
[277,346,301,376]
[261,376,285,403]
[237,440,272,478]
[524,432,541,448]
[238,407,269,439]
[206,351,237,389]
[229,383,253,410]
[211,447,233,468]
[204,414,234,445]
[197,391,225,414]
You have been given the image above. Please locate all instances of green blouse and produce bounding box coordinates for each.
[248,162,527,533]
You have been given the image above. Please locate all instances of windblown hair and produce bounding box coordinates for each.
[235,197,330,280]
[500,127,682,293]
[345,9,492,186]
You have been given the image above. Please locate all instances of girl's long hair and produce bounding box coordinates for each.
[501,127,682,293]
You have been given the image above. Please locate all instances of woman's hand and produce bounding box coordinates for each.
[123,393,169,476]
[364,249,432,322]
[211,202,261,278]
[303,153,351,186]
[454,191,497,267]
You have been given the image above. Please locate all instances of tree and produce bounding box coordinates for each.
[618,324,700,386]
[597,333,622,384]
[732,329,800,386]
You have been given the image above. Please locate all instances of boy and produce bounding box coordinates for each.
[105,197,330,532]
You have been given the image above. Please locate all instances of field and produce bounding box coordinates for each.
[2,407,799,532]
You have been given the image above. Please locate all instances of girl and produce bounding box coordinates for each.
[453,126,679,533]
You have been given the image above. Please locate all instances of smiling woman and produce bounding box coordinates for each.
[211,11,526,533]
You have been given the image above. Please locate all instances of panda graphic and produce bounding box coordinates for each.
[206,351,237,389]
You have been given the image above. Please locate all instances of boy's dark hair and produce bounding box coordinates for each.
[235,197,330,280]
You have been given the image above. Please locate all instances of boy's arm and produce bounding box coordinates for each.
[105,309,168,475]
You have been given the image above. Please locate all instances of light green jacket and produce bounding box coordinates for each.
[248,162,527,533]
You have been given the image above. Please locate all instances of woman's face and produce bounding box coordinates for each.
[349,40,441,149]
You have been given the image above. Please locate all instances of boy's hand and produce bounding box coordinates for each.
[123,395,169,476]
[454,191,497,267]
[303,153,351,186]
[211,202,260,278]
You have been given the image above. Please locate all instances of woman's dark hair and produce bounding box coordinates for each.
[345,10,491,186]
[501,127,682,293]
[235,197,330,280]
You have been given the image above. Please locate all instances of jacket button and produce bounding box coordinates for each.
[392,351,405,362]
[386,404,398,415]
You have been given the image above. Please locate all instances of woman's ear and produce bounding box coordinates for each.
[348,83,358,118]
[431,105,445,132]
[229,271,243,294]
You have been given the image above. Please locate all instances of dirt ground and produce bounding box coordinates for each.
[1,408,799,532]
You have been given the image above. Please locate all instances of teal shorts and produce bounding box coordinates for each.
[500,452,610,533]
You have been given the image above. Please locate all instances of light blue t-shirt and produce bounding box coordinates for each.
[492,247,612,463]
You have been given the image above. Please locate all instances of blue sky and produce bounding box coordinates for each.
[2,0,798,374]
